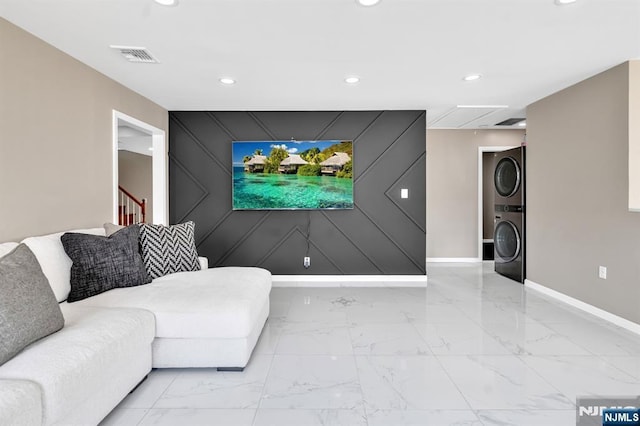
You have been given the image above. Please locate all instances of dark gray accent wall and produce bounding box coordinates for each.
[169,111,425,275]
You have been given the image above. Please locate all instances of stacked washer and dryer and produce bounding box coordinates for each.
[493,147,525,283]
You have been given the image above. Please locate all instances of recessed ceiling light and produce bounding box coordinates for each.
[219,78,236,85]
[154,0,178,6]
[518,121,527,127]
[463,74,482,82]
[356,0,380,6]
[554,0,576,5]
[345,76,360,84]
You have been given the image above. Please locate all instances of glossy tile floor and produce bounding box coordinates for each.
[101,263,640,425]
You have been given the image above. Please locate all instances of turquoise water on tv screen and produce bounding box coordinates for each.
[233,167,353,210]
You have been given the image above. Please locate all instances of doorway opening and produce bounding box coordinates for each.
[112,110,167,226]
[477,146,518,261]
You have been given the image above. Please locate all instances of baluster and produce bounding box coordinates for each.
[118,186,146,225]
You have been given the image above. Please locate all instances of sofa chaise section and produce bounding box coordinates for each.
[0,304,155,426]
[71,266,272,368]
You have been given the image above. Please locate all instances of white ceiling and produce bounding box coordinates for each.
[118,124,153,156]
[1,0,639,129]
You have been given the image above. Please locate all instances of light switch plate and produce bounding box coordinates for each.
[599,266,607,279]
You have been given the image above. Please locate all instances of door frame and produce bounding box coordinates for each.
[477,145,519,261]
[112,110,168,225]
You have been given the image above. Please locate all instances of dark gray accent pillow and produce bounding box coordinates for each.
[0,244,64,366]
[139,221,200,280]
[62,225,151,303]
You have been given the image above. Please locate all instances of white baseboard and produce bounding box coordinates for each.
[272,275,427,288]
[524,279,640,335]
[426,257,482,263]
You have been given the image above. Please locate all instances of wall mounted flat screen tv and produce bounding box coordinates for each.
[232,140,353,210]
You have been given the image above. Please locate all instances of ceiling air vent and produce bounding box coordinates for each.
[495,118,526,126]
[110,45,159,63]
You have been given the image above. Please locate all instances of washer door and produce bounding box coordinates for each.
[494,157,521,197]
[494,220,521,262]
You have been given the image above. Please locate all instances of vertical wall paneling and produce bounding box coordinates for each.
[169,110,426,275]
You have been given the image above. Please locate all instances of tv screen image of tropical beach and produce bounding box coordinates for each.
[232,140,353,210]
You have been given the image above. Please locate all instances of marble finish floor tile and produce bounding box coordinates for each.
[100,408,149,426]
[269,287,296,302]
[599,356,640,379]
[268,300,291,321]
[521,355,640,402]
[476,409,576,425]
[137,408,256,425]
[286,298,349,323]
[286,302,348,324]
[438,355,574,410]
[253,408,367,426]
[153,355,273,409]
[544,321,640,356]
[366,409,482,426]
[107,263,640,425]
[525,307,600,326]
[480,320,592,356]
[253,319,285,355]
[356,355,470,410]
[275,323,353,355]
[350,323,431,356]
[457,301,532,325]
[415,304,473,323]
[118,369,180,409]
[261,355,363,409]
[331,287,425,305]
[414,322,511,355]
[345,302,418,324]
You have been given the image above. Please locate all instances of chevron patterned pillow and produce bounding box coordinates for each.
[139,221,201,280]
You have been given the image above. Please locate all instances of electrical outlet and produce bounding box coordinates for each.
[599,266,607,279]
[303,256,311,268]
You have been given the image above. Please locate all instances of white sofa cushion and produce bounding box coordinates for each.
[0,242,18,259]
[152,297,270,368]
[0,379,42,426]
[72,267,272,339]
[21,228,105,302]
[0,304,155,425]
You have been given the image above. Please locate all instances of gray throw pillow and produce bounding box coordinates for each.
[0,244,64,366]
[103,222,124,237]
[139,221,200,280]
[62,225,151,303]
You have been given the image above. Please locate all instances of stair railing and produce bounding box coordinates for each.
[118,186,146,225]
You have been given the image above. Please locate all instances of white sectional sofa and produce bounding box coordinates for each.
[0,304,155,426]
[0,379,42,425]
[72,267,271,368]
[0,227,272,425]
